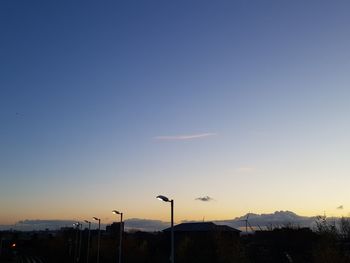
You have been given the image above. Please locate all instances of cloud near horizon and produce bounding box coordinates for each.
[2,211,348,232]
[124,218,170,231]
[154,132,216,141]
[337,205,344,210]
[0,218,170,232]
[195,196,214,202]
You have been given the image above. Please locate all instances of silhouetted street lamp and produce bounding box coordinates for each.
[73,222,83,263]
[93,217,101,263]
[0,237,3,256]
[157,195,174,263]
[112,210,123,263]
[84,220,92,263]
[73,223,79,262]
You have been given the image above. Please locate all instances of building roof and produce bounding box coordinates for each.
[163,222,241,233]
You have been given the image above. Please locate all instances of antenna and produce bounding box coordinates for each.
[239,212,254,233]
[246,214,249,233]
[247,216,254,232]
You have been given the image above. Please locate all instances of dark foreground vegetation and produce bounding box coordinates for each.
[2,217,350,263]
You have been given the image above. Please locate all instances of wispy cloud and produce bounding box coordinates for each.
[154,132,216,141]
[195,196,214,202]
[337,205,344,210]
[235,166,256,173]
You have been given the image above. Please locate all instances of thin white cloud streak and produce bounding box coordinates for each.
[154,132,217,141]
[235,167,256,173]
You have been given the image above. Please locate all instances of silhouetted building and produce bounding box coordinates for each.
[162,222,242,262]
[163,222,241,237]
[247,227,317,262]
[105,222,124,237]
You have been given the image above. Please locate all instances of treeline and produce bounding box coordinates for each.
[3,217,350,263]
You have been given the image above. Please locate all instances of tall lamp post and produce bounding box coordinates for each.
[73,222,82,263]
[93,217,101,263]
[73,223,79,262]
[157,195,174,263]
[0,237,3,257]
[112,210,123,263]
[78,223,83,262]
[84,220,92,263]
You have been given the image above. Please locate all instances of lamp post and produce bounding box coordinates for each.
[93,217,101,263]
[73,223,78,262]
[84,220,92,263]
[0,237,3,256]
[157,195,174,263]
[112,210,123,263]
[73,222,82,263]
[78,223,83,262]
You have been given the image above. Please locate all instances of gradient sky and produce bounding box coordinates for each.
[1,0,350,225]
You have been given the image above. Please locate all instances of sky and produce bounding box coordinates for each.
[1,0,350,226]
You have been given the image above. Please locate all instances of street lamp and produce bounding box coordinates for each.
[112,210,123,263]
[73,223,79,261]
[73,222,82,263]
[93,217,101,263]
[156,195,174,263]
[0,237,3,256]
[84,220,92,263]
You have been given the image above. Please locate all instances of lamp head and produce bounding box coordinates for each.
[112,210,121,215]
[84,220,91,224]
[156,195,170,202]
[93,217,99,221]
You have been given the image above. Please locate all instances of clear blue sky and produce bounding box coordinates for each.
[1,0,350,224]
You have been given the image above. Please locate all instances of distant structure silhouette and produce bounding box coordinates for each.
[163,222,241,237]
